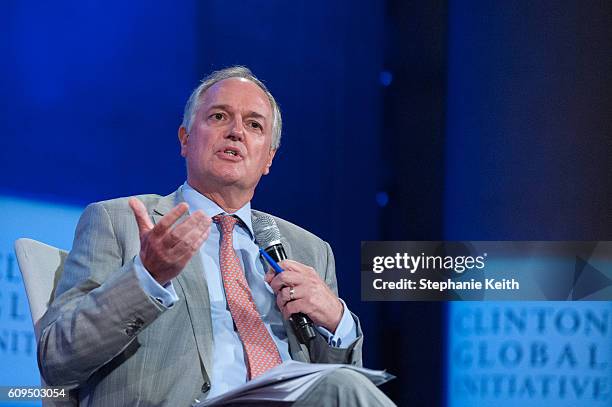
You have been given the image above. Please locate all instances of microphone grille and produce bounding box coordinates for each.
[253,213,282,248]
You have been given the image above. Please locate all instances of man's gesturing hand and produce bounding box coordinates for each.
[128,198,211,286]
[265,260,343,333]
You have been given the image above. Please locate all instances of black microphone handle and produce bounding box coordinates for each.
[265,244,317,344]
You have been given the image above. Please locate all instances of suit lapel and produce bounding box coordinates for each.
[152,190,215,379]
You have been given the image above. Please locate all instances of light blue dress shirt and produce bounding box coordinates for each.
[134,182,357,398]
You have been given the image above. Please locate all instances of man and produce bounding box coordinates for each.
[38,66,394,406]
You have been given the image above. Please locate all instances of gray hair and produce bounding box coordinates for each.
[181,66,282,149]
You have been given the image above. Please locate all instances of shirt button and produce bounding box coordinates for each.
[201,382,210,392]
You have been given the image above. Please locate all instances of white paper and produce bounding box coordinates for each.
[194,361,395,406]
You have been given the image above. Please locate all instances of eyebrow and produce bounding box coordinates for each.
[207,104,268,121]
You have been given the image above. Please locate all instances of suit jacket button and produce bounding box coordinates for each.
[201,382,210,392]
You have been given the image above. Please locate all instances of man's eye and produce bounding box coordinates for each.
[211,113,224,120]
[250,121,262,130]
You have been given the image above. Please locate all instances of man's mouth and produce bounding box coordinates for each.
[218,147,243,160]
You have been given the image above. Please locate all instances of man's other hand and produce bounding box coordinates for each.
[265,260,343,333]
[129,198,211,285]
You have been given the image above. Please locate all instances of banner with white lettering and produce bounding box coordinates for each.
[0,196,81,403]
[448,302,612,406]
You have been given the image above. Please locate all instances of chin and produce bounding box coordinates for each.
[212,170,247,186]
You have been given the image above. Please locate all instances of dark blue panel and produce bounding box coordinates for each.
[444,1,612,240]
[1,0,198,203]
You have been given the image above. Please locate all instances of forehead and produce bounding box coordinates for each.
[198,78,272,117]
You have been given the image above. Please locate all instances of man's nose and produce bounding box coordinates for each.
[227,118,245,141]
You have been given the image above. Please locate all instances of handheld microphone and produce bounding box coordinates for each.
[253,214,316,344]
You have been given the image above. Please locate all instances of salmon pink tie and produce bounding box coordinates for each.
[213,214,282,379]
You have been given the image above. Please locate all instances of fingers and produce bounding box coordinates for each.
[171,213,211,255]
[265,260,307,286]
[268,261,319,294]
[129,199,196,243]
[267,259,342,331]
[276,285,302,308]
[175,227,210,266]
[129,198,154,238]
[264,268,275,284]
[279,298,307,320]
[278,260,310,273]
[269,270,302,294]
[133,200,211,285]
[153,202,190,236]
[164,210,211,248]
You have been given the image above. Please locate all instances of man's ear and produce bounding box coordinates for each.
[178,126,189,157]
[263,149,277,175]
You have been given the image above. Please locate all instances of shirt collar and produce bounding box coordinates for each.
[181,182,254,238]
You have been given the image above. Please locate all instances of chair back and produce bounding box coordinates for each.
[14,238,68,339]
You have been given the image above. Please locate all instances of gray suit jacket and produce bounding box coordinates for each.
[38,189,363,406]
